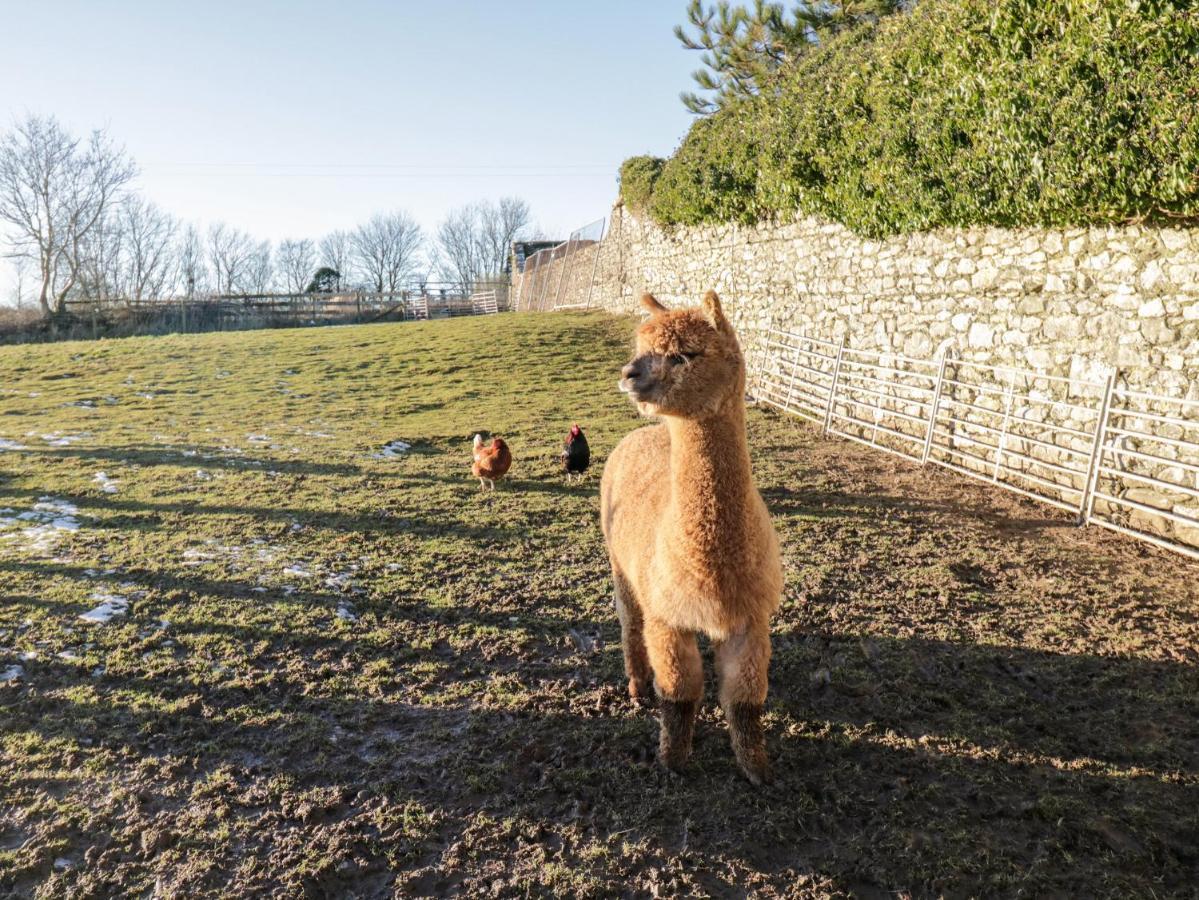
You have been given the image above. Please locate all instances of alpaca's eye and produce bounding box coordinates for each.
[670,352,699,366]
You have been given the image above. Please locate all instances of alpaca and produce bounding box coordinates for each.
[600,291,782,785]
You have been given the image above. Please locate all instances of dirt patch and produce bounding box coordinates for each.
[0,313,1195,897]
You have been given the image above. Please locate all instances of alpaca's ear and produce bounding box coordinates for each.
[641,293,668,314]
[701,290,728,331]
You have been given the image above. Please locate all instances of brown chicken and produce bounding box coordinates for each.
[471,434,512,491]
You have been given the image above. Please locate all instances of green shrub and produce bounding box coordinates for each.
[617,156,665,213]
[622,0,1199,235]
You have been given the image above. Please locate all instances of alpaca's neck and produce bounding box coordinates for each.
[664,399,753,543]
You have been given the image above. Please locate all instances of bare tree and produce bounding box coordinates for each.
[478,197,531,275]
[176,224,207,298]
[318,230,352,290]
[351,212,423,293]
[245,240,274,294]
[9,253,30,309]
[0,115,136,317]
[434,204,482,291]
[207,222,255,294]
[277,238,315,294]
[435,197,532,290]
[75,208,125,302]
[120,196,177,302]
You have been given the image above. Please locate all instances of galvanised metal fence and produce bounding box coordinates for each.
[470,290,500,315]
[514,218,606,312]
[748,325,1199,560]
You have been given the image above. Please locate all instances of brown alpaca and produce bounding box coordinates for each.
[600,291,782,784]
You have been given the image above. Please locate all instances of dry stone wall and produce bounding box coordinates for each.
[515,202,1198,401]
[513,202,1199,552]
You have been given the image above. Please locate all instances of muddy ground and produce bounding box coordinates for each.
[1,312,1196,897]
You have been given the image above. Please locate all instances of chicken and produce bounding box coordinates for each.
[560,423,590,481]
[472,433,512,491]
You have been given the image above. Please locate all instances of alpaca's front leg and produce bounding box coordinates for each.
[612,572,651,700]
[715,625,772,786]
[644,618,702,772]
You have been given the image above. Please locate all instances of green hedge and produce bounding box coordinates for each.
[617,156,665,213]
[622,0,1199,236]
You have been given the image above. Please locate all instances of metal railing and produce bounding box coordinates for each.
[750,326,1199,560]
[514,218,605,312]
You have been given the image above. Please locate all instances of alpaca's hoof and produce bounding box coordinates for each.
[737,756,773,787]
[657,699,697,773]
[627,678,651,702]
[656,749,688,775]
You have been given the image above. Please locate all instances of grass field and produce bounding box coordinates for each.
[1,311,1196,898]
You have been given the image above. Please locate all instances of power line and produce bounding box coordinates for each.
[142,172,616,179]
[145,162,614,169]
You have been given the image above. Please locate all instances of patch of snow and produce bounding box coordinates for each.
[92,472,119,494]
[136,619,169,637]
[182,542,277,568]
[0,438,28,451]
[246,434,270,443]
[78,591,129,624]
[283,566,313,578]
[57,650,79,661]
[67,399,97,408]
[371,440,411,459]
[1,664,23,683]
[38,432,89,447]
[336,603,358,623]
[0,498,83,555]
[53,858,72,870]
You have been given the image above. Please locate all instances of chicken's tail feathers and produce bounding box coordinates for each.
[472,433,483,449]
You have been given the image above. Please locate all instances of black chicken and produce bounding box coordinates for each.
[561,424,590,481]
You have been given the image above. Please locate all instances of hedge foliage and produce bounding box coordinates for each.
[622,0,1199,236]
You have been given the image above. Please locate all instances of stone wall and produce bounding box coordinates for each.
[516,202,1199,401]
[513,202,1199,552]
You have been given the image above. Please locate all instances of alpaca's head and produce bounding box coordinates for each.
[618,291,743,418]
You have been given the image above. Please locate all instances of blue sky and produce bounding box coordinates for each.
[0,0,700,297]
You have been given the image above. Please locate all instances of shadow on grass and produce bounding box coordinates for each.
[762,483,1071,531]
[0,485,519,542]
[5,444,369,477]
[4,593,1196,896]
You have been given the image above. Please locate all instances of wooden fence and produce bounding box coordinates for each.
[2,286,510,344]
